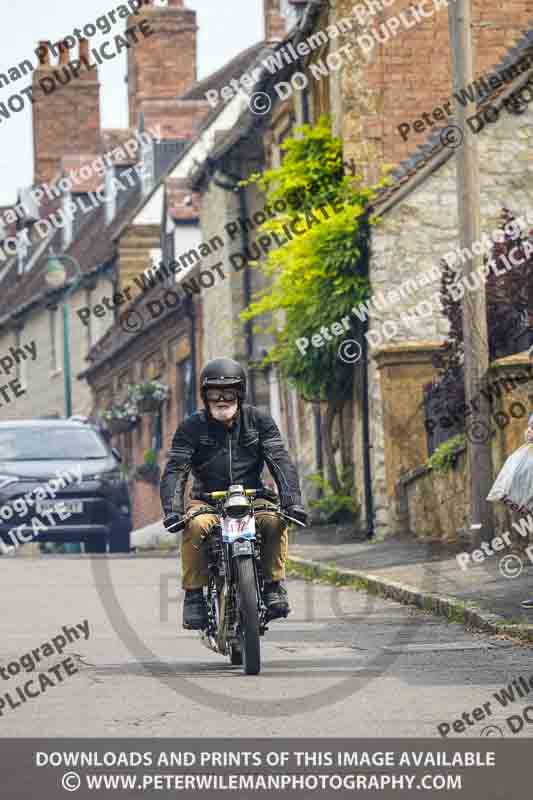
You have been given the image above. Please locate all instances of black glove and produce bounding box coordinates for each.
[163,512,187,533]
[283,505,308,526]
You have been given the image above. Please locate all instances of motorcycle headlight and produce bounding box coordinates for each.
[225,494,250,519]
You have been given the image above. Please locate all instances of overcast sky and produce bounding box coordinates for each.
[0,0,262,204]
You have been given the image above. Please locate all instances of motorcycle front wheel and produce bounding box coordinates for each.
[236,556,260,675]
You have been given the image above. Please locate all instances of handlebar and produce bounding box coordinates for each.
[194,488,282,503]
[198,489,258,501]
[164,488,307,532]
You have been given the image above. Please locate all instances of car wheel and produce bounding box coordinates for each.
[85,534,107,554]
[109,529,131,554]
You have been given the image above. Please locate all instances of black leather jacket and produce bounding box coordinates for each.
[160,404,302,515]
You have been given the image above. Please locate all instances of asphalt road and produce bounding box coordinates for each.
[1,552,533,738]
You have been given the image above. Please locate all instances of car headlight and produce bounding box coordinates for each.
[84,469,123,485]
[0,475,19,490]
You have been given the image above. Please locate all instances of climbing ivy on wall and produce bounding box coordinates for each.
[241,115,387,490]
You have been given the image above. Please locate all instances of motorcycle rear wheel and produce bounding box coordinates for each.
[236,556,260,675]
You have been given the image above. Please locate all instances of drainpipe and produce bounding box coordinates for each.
[184,295,197,413]
[360,216,375,539]
[361,316,375,539]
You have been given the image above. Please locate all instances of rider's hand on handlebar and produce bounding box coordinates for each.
[283,505,308,525]
[163,512,187,533]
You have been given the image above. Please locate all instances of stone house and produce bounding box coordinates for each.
[363,35,533,539]
[322,0,533,536]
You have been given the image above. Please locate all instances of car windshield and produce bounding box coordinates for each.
[0,427,109,461]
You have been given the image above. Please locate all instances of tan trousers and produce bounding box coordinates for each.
[181,499,288,590]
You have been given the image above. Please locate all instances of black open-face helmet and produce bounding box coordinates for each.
[199,358,247,405]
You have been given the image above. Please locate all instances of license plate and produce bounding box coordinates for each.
[37,500,83,515]
[232,539,252,556]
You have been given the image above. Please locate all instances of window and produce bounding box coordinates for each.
[124,429,133,469]
[151,410,163,452]
[49,307,62,374]
[176,358,194,420]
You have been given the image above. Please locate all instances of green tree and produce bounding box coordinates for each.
[242,116,386,491]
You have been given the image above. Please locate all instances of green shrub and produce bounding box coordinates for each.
[427,434,466,473]
[308,468,359,523]
[143,449,158,466]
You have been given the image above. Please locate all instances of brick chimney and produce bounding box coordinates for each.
[32,40,101,186]
[264,0,286,43]
[127,0,199,129]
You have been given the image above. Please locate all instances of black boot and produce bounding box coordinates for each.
[264,581,290,620]
[183,589,208,630]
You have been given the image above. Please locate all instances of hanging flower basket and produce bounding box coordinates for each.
[102,400,139,435]
[107,418,133,435]
[134,463,161,485]
[136,395,162,414]
[128,381,170,415]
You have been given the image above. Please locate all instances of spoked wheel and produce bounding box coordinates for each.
[236,556,260,675]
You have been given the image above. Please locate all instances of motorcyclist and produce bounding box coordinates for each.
[160,357,307,630]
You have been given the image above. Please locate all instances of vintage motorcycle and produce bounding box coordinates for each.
[169,485,305,675]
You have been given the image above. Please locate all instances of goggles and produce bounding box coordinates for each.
[206,389,239,403]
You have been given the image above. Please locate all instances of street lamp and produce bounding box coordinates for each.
[45,250,82,418]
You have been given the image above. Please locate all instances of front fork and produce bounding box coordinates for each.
[233,533,268,636]
[251,536,269,634]
[204,529,269,653]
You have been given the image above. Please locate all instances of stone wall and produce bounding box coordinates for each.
[401,449,468,543]
[366,98,533,535]
[400,354,533,542]
[372,342,442,534]
[198,179,245,363]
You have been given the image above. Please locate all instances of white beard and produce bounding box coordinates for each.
[209,400,238,423]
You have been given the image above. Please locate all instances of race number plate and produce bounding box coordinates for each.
[222,515,256,543]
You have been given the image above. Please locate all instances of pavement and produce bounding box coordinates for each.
[289,523,533,641]
[1,550,531,738]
